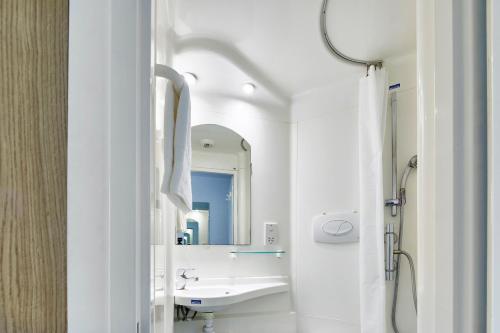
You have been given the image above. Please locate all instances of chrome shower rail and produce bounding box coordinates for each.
[320,0,383,68]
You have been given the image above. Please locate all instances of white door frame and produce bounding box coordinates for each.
[68,0,152,332]
[488,0,500,331]
[417,0,487,332]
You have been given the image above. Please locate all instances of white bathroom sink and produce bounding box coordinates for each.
[174,277,288,313]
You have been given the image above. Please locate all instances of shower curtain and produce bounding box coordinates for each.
[358,65,388,333]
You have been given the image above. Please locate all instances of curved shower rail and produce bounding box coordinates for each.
[320,0,383,67]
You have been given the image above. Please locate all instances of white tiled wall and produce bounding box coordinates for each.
[291,76,362,332]
[175,312,296,333]
[171,94,295,332]
[290,54,417,333]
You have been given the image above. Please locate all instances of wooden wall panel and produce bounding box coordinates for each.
[0,0,68,332]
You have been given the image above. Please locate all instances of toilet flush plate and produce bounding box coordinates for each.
[313,211,359,244]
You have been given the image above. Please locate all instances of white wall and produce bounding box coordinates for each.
[291,74,361,333]
[290,54,417,333]
[175,312,296,333]
[155,3,295,330]
[192,151,238,171]
[168,94,294,332]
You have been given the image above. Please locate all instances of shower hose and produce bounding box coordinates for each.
[391,195,418,333]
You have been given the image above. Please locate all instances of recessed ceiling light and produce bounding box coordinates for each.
[183,72,198,85]
[242,82,256,95]
[200,139,214,149]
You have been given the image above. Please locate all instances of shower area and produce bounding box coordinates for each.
[150,0,419,332]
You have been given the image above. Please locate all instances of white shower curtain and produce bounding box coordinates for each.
[358,65,388,333]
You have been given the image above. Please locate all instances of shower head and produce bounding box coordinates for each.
[408,155,418,169]
[400,155,418,192]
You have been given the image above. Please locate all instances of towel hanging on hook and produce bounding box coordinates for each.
[156,64,193,214]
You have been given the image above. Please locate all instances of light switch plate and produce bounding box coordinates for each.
[265,222,279,245]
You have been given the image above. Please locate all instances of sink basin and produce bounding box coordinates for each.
[174,276,288,313]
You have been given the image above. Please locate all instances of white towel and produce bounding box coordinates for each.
[160,67,192,214]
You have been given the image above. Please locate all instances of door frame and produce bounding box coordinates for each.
[417,0,487,332]
[488,0,500,331]
[67,0,152,332]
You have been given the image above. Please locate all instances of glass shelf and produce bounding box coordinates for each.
[229,250,286,258]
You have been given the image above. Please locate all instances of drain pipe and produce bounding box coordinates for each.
[202,313,215,333]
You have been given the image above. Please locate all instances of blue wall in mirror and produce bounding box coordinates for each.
[191,171,233,244]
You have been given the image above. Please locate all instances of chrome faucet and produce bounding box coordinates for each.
[176,268,199,290]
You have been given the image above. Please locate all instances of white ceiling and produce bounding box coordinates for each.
[170,0,416,101]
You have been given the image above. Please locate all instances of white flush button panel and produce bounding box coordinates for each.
[313,211,359,244]
[265,222,279,245]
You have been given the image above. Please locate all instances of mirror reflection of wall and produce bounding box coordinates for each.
[176,124,251,246]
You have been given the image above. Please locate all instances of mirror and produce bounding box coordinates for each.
[176,124,251,245]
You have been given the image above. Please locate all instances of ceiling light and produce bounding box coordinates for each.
[242,82,256,95]
[183,72,198,85]
[200,139,214,149]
